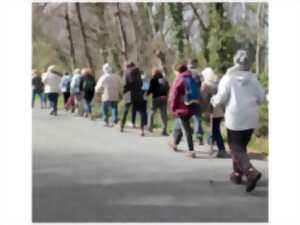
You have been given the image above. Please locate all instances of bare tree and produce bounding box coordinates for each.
[64,3,76,70]
[115,3,129,61]
[75,3,94,71]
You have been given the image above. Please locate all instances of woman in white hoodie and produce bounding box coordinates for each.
[42,65,61,116]
[211,50,265,192]
[95,63,122,126]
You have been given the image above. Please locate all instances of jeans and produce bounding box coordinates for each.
[83,98,92,113]
[47,93,59,113]
[74,92,84,116]
[32,89,44,108]
[227,129,254,175]
[102,101,118,124]
[148,97,168,133]
[193,104,204,137]
[212,118,226,152]
[121,102,137,127]
[172,115,194,151]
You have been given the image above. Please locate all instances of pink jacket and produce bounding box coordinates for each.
[169,70,197,117]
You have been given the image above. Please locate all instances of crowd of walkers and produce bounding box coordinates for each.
[32,49,265,192]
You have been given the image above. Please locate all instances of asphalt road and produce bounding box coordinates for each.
[32,108,268,222]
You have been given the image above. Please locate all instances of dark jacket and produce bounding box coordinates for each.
[32,76,44,92]
[81,75,96,101]
[147,73,169,99]
[123,67,144,103]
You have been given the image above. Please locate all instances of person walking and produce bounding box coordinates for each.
[41,65,61,116]
[95,63,122,126]
[121,62,147,136]
[168,64,200,158]
[188,59,204,145]
[32,69,45,108]
[147,68,169,136]
[70,68,84,116]
[201,67,228,158]
[81,68,96,119]
[60,72,72,105]
[211,50,265,192]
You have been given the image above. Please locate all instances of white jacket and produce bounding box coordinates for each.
[42,72,61,94]
[95,73,122,102]
[211,68,265,131]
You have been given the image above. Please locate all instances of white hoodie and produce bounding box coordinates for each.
[42,66,61,94]
[95,63,122,101]
[211,68,265,131]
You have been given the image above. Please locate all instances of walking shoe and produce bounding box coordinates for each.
[161,131,169,136]
[216,150,229,158]
[230,172,242,185]
[168,140,178,152]
[245,168,262,192]
[186,151,195,158]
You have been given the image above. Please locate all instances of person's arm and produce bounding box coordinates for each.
[211,75,231,107]
[147,78,155,96]
[254,77,265,105]
[169,79,183,113]
[95,76,104,94]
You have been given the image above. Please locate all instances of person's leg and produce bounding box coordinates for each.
[158,99,168,135]
[111,101,119,124]
[53,93,59,115]
[37,92,44,108]
[47,93,55,114]
[131,103,137,127]
[180,116,194,152]
[213,117,226,154]
[193,106,204,144]
[102,101,109,125]
[121,103,130,130]
[148,99,158,132]
[32,89,36,108]
[172,118,183,145]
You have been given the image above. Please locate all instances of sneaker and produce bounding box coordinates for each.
[186,151,195,158]
[161,131,169,136]
[246,168,262,192]
[230,172,242,185]
[216,151,229,158]
[168,140,178,152]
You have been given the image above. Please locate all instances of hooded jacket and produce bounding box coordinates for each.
[211,67,265,130]
[169,70,197,117]
[123,66,144,103]
[70,69,82,94]
[95,63,122,101]
[42,66,61,94]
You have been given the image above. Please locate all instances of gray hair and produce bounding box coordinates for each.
[233,50,250,71]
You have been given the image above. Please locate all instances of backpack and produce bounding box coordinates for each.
[158,78,169,96]
[83,77,95,92]
[183,76,201,106]
[62,77,71,92]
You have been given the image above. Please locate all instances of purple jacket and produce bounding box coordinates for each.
[169,70,197,117]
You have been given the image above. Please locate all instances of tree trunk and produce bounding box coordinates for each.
[64,3,76,71]
[75,3,94,71]
[189,3,209,64]
[115,3,129,61]
[256,4,263,75]
[94,3,109,64]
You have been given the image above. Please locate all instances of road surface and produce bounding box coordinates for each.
[32,108,268,222]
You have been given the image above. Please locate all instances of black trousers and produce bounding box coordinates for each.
[227,129,254,174]
[63,92,70,105]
